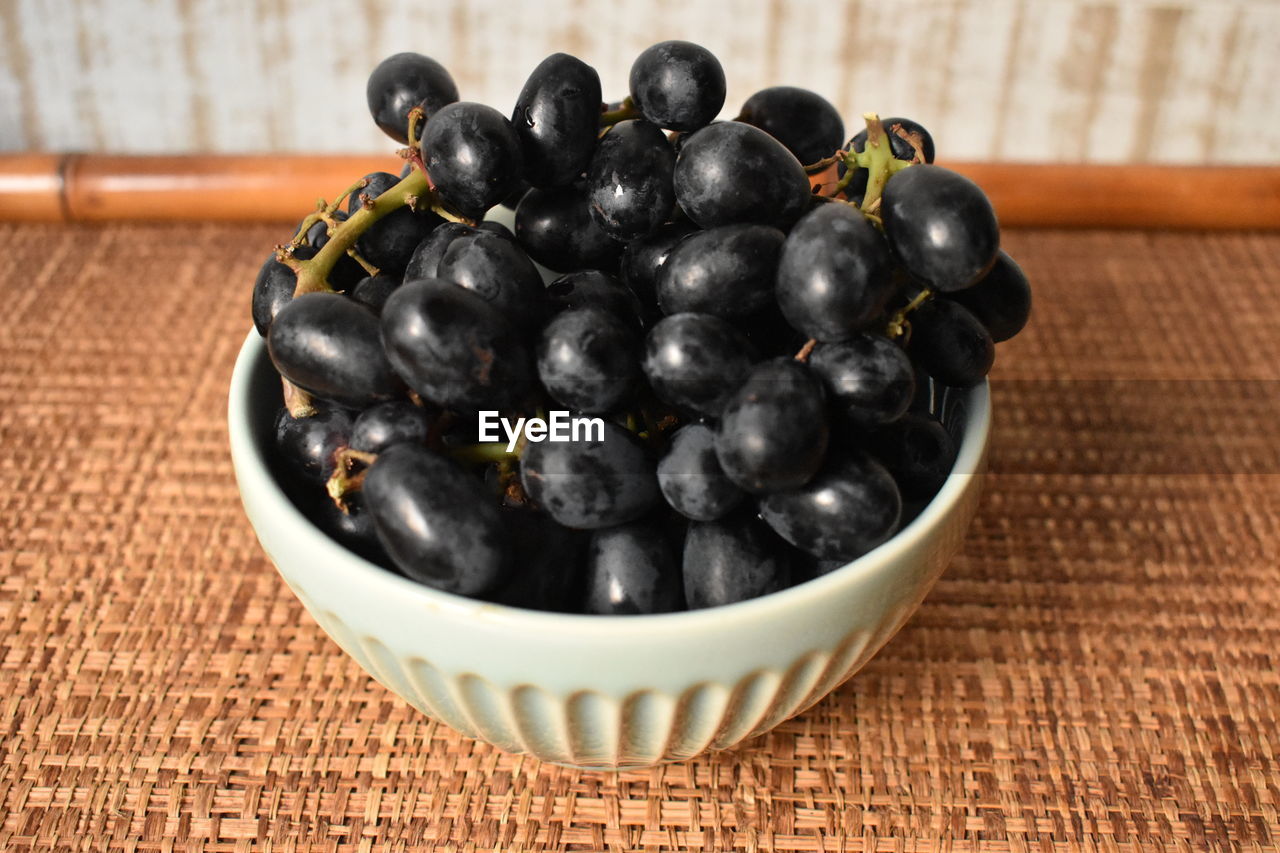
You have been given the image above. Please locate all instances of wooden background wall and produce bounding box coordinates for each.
[1,0,1277,163]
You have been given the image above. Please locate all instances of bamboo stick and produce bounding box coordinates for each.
[0,153,1277,229]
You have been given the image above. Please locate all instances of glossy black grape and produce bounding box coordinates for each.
[866,412,956,501]
[545,271,643,327]
[421,102,524,218]
[683,512,792,609]
[267,292,402,408]
[346,172,398,215]
[514,184,622,273]
[881,164,999,292]
[306,494,390,567]
[536,307,641,413]
[349,274,400,314]
[946,250,1031,342]
[404,221,473,281]
[849,116,936,164]
[657,224,784,318]
[906,298,994,387]
[272,406,352,486]
[477,220,518,242]
[512,53,603,188]
[519,420,660,529]
[674,122,811,229]
[363,443,508,595]
[715,358,828,493]
[366,52,459,143]
[657,424,746,521]
[738,86,844,165]
[346,172,439,274]
[775,202,895,341]
[759,451,902,561]
[251,245,314,336]
[587,119,676,240]
[381,278,532,410]
[628,40,726,132]
[436,230,545,328]
[642,313,755,417]
[583,520,684,614]
[350,401,433,453]
[620,221,697,322]
[809,334,914,426]
[485,508,588,612]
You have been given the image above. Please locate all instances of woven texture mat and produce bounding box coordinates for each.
[1,223,1278,851]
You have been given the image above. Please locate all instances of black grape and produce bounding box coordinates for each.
[485,508,588,612]
[514,184,622,273]
[311,496,390,567]
[267,292,402,408]
[545,271,643,327]
[363,443,508,595]
[642,313,755,417]
[477,220,518,242]
[673,121,810,230]
[683,512,792,609]
[881,164,999,292]
[849,116,936,164]
[536,307,641,413]
[738,86,844,165]
[404,221,473,281]
[519,420,661,529]
[512,53,603,188]
[350,401,433,453]
[381,278,532,410]
[586,119,676,240]
[583,520,684,614]
[272,406,352,486]
[252,245,315,336]
[349,274,400,314]
[946,250,1031,342]
[628,40,726,132]
[436,230,545,328]
[421,102,524,218]
[366,52,459,143]
[620,220,697,323]
[657,424,746,521]
[809,334,914,426]
[865,412,957,502]
[906,297,994,387]
[714,358,828,493]
[759,451,901,561]
[775,202,894,341]
[346,171,439,274]
[657,223,784,318]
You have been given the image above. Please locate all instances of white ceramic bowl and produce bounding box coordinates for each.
[229,331,989,770]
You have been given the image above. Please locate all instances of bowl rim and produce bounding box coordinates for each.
[229,329,990,636]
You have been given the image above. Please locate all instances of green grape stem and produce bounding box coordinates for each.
[885,288,934,342]
[284,167,434,296]
[599,96,639,126]
[326,447,379,512]
[450,442,522,465]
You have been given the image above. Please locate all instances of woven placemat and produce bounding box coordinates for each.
[1,222,1277,851]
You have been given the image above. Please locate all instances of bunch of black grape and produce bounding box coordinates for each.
[252,41,1032,614]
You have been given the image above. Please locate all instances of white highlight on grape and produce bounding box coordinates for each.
[478,411,605,452]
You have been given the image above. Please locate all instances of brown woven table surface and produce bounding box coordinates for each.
[1,222,1277,851]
